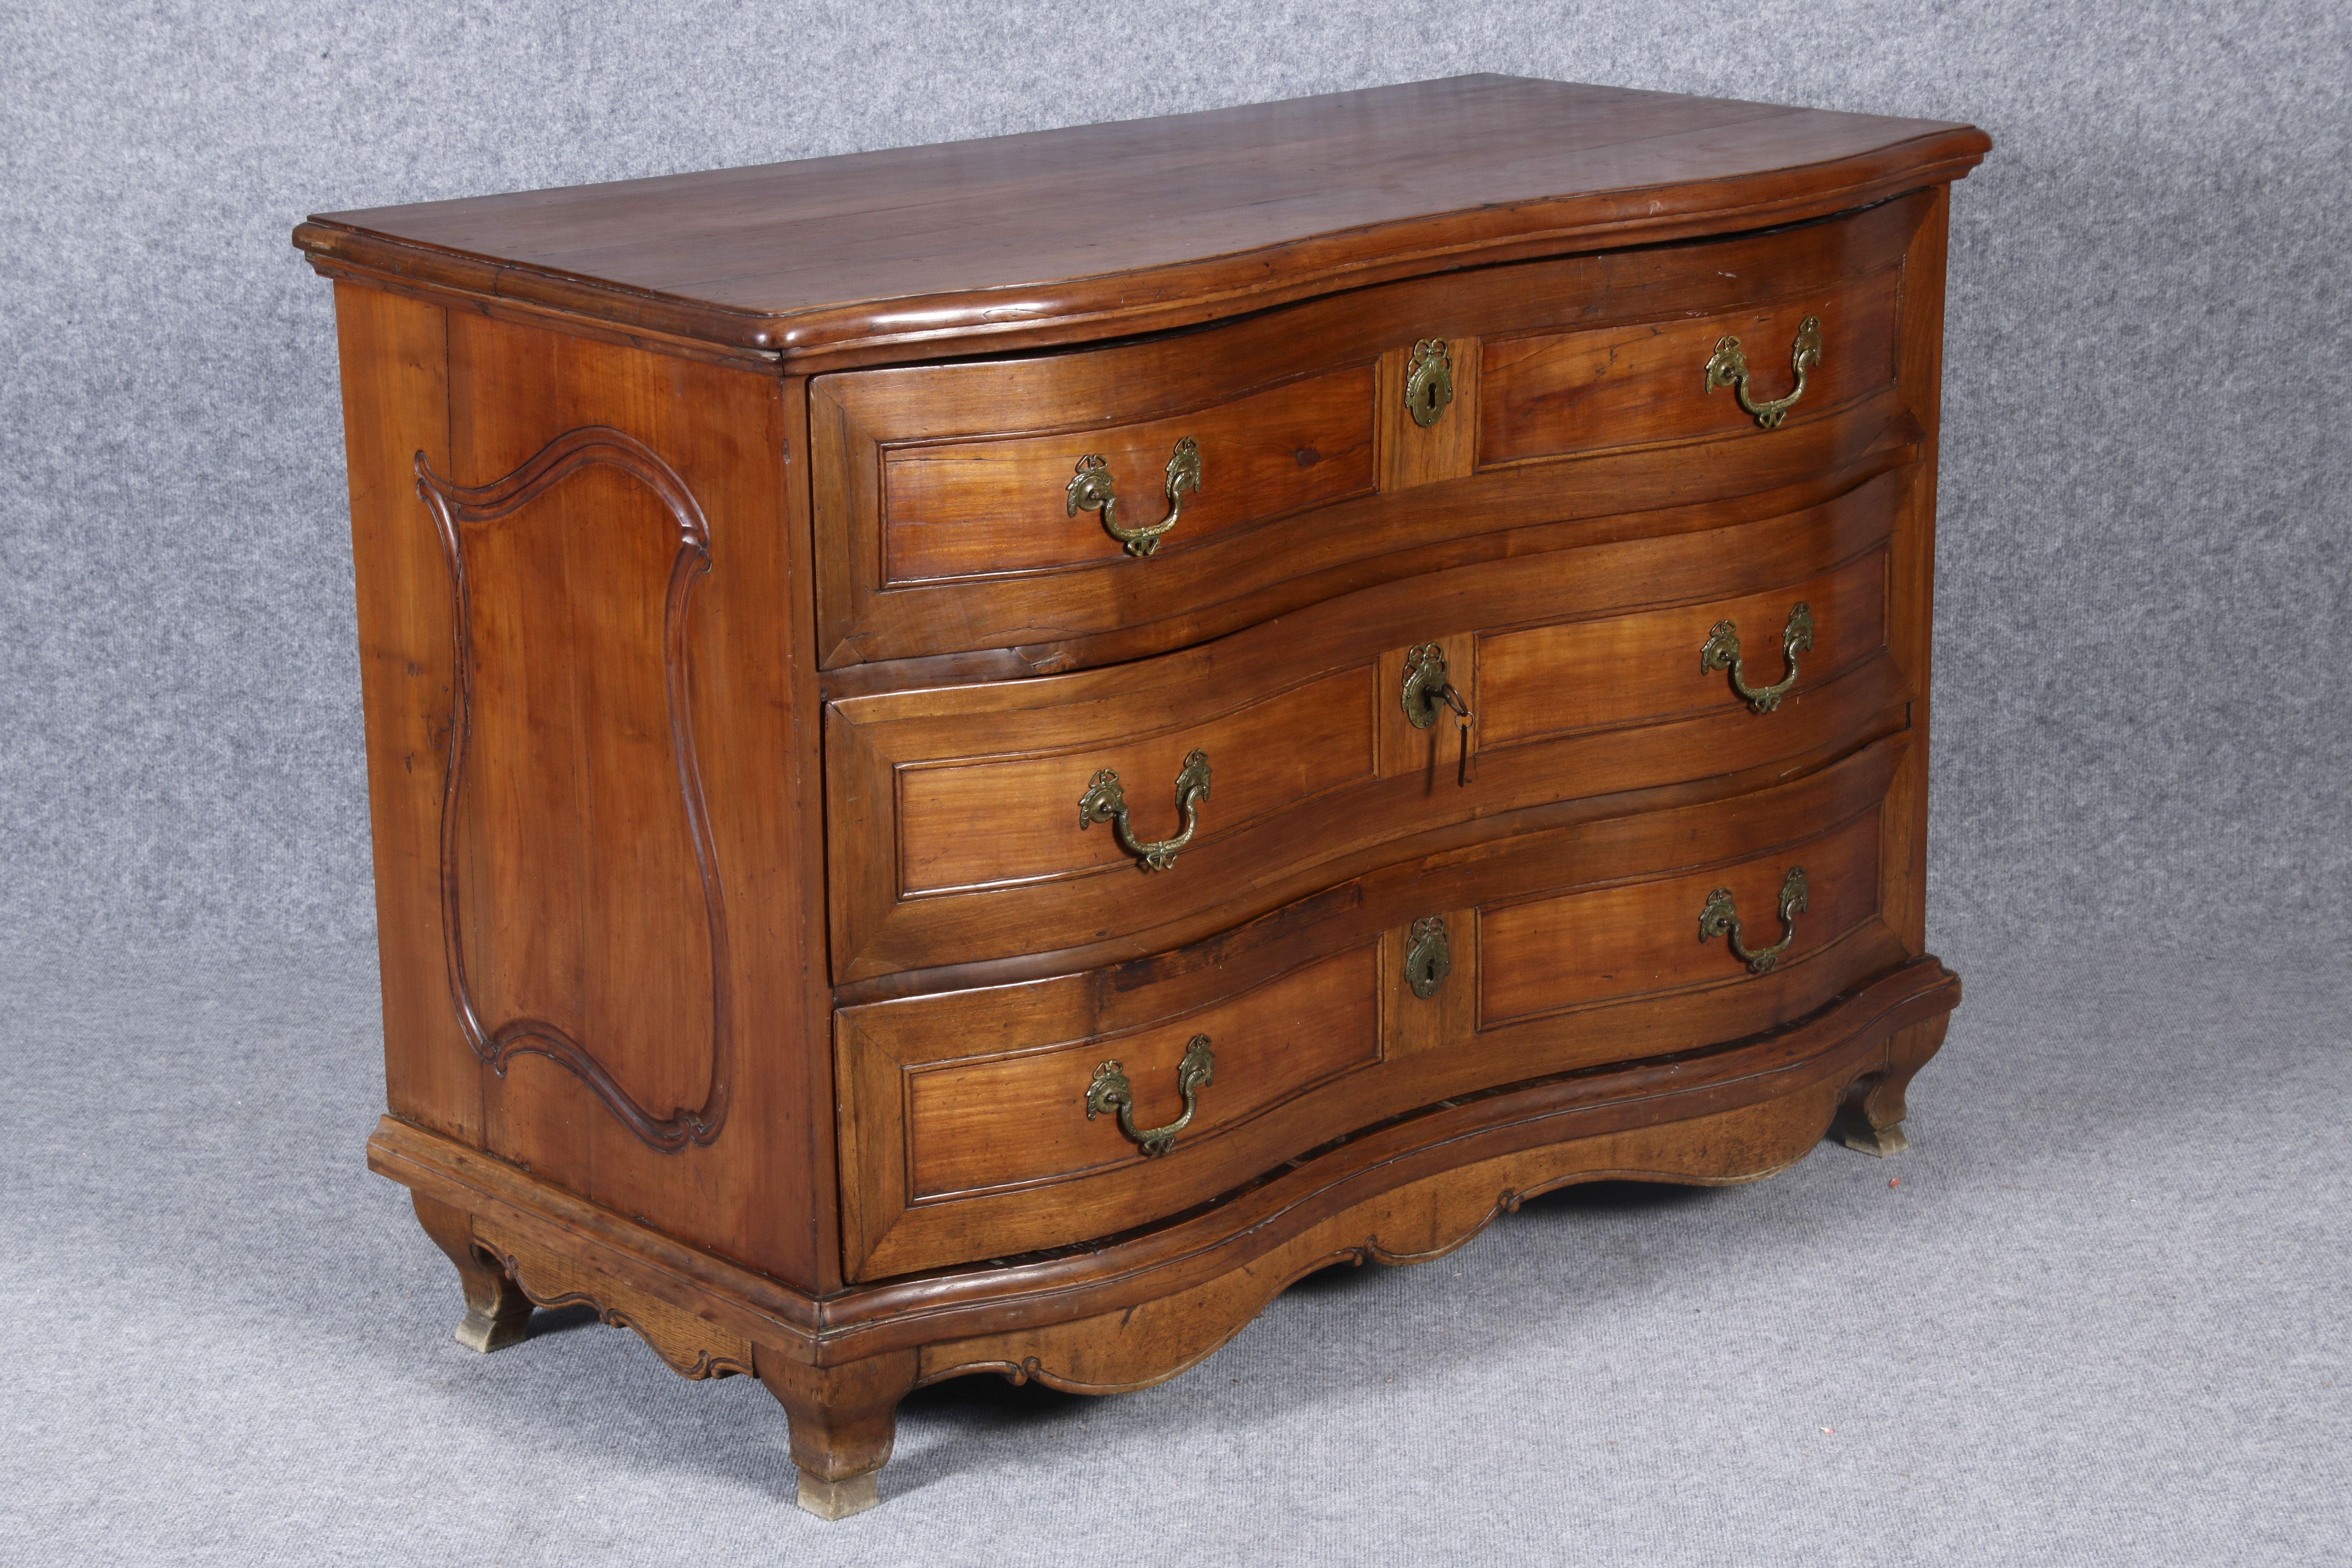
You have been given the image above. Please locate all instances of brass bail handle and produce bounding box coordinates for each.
[1401,642,1477,785]
[1078,748,1212,871]
[1067,437,1202,557]
[1704,315,1824,430]
[1087,1035,1216,1157]
[1700,601,1815,714]
[1699,866,1809,975]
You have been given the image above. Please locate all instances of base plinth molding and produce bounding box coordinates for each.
[380,960,1956,1517]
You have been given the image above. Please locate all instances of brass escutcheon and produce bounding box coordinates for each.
[1087,1035,1215,1157]
[1700,601,1815,713]
[1405,915,1452,1000]
[1698,866,1809,975]
[1704,316,1824,430]
[1399,641,1477,784]
[1067,437,1202,557]
[1405,338,1455,428]
[1078,748,1212,871]
[1401,643,1451,730]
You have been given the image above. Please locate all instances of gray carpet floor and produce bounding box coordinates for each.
[2,926,2344,1567]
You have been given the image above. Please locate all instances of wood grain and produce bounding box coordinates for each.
[836,738,1911,1279]
[295,76,1987,368]
[837,943,1382,1278]
[1881,184,1955,957]
[315,79,1985,1509]
[918,1076,1851,1394]
[422,427,734,1149]
[379,946,1958,1502]
[879,366,1376,585]
[1481,265,1902,466]
[339,298,835,1289]
[826,477,1904,984]
[903,945,1380,1201]
[1479,808,1883,1026]
[892,666,1376,896]
[1477,544,1889,748]
[336,285,476,1147]
[412,1191,532,1352]
[809,192,1931,667]
[475,1216,757,1379]
[372,947,1960,1358]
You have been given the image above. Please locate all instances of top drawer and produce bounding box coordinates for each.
[810,189,1937,668]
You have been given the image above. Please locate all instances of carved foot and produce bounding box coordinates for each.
[1832,1014,1949,1158]
[755,1345,918,1521]
[412,1193,534,1352]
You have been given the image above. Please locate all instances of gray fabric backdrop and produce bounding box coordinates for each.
[6,5,2350,1566]
[3,0,2347,960]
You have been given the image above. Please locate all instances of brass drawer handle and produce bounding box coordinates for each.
[1700,601,1815,713]
[1067,437,1203,557]
[1699,867,1809,975]
[1405,915,1452,1000]
[1704,315,1823,430]
[1079,748,1212,871]
[1088,1034,1215,1157]
[1405,338,1455,427]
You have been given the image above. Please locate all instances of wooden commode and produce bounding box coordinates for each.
[296,75,1989,1519]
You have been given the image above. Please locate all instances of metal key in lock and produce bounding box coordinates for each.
[1401,643,1478,786]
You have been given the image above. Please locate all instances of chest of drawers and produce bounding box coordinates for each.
[298,75,1987,1519]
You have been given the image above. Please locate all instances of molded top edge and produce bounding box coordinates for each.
[294,75,1989,368]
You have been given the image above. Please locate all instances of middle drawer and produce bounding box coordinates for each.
[826,473,1912,985]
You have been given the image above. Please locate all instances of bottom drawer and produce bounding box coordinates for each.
[835,739,1916,1280]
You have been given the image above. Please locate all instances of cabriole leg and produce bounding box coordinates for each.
[754,1345,920,1521]
[411,1192,535,1352]
[1835,1014,1951,1157]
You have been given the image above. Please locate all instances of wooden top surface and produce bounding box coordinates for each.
[296,75,1987,368]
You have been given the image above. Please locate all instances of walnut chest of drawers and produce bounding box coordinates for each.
[296,75,1988,1519]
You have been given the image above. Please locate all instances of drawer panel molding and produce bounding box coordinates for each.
[813,192,1938,668]
[878,368,1375,586]
[1477,545,1887,750]
[840,942,1387,1277]
[837,736,1920,1280]
[312,79,1984,1518]
[831,478,1907,984]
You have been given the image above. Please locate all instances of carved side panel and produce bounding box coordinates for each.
[417,427,734,1153]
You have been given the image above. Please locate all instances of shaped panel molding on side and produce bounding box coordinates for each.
[417,425,735,1154]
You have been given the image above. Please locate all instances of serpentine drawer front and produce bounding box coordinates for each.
[835,738,1908,1280]
[825,473,1901,982]
[809,189,1931,668]
[301,76,1984,1520]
